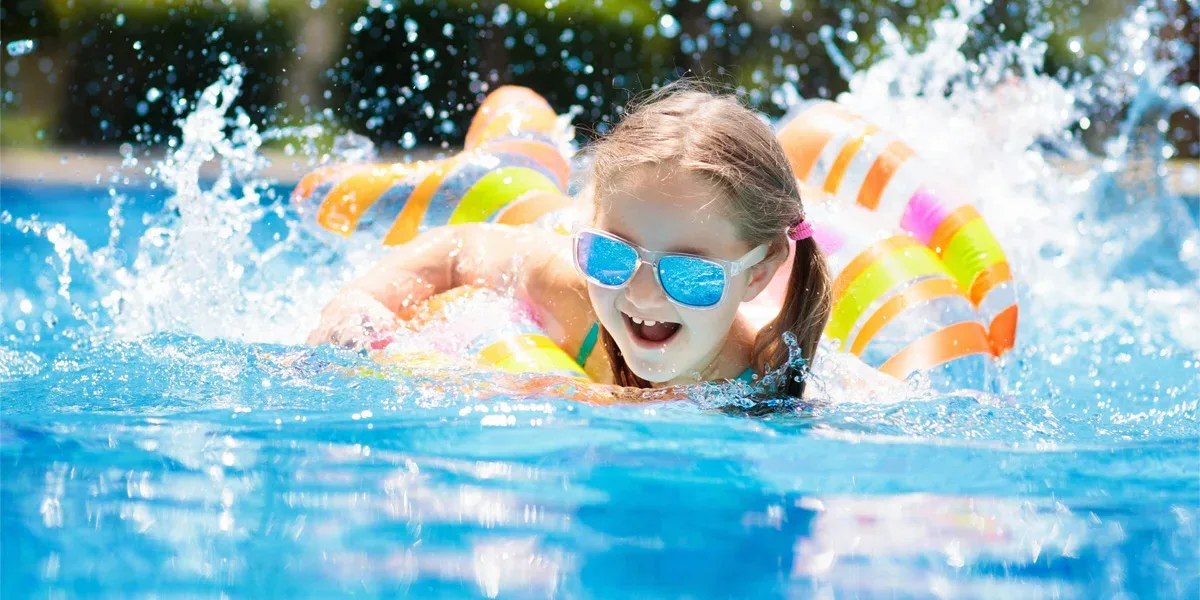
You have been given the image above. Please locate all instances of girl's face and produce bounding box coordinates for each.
[589,165,777,384]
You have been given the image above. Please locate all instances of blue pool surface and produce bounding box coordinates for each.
[1,171,1198,599]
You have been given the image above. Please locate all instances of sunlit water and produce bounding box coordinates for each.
[2,1,1199,597]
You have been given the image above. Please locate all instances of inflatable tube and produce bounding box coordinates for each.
[776,101,1018,357]
[291,85,576,245]
[293,88,1020,385]
[805,199,996,387]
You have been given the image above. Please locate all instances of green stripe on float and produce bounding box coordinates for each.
[448,167,561,225]
[942,218,1006,291]
[826,245,950,344]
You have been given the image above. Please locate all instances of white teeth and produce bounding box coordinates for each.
[644,320,657,327]
[631,316,644,325]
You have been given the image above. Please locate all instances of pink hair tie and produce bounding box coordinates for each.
[787,218,813,241]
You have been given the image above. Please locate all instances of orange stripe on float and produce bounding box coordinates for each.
[879,321,993,380]
[383,153,471,246]
[417,285,483,318]
[317,165,414,236]
[988,304,1019,356]
[855,140,914,211]
[776,103,857,181]
[292,164,352,202]
[824,125,877,195]
[493,190,572,226]
[928,204,982,255]
[968,261,1013,305]
[831,236,918,300]
[472,109,561,147]
[482,139,571,189]
[466,86,552,149]
[849,277,964,355]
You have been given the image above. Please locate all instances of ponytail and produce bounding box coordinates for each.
[752,237,833,397]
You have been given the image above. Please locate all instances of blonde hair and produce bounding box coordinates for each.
[585,80,832,397]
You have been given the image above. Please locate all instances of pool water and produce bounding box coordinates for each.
[3,6,1200,598]
[3,157,1198,600]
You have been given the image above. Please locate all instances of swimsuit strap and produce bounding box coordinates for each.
[575,321,600,368]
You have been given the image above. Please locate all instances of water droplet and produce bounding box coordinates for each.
[493,4,511,26]
[706,0,728,20]
[5,40,36,57]
[1183,84,1200,105]
[658,15,680,38]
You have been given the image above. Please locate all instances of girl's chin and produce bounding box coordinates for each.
[614,341,680,382]
[626,364,679,384]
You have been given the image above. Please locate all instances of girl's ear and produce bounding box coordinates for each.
[742,239,789,302]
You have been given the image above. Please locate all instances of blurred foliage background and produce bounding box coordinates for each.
[1,0,1197,157]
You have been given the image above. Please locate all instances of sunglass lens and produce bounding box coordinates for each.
[577,232,638,286]
[658,255,725,307]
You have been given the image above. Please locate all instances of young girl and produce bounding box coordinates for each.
[308,83,833,398]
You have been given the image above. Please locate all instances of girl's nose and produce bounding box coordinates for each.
[624,262,669,310]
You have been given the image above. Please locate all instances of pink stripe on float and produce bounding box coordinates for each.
[812,224,845,256]
[900,187,955,245]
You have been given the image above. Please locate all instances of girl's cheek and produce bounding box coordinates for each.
[587,286,621,318]
[688,304,738,342]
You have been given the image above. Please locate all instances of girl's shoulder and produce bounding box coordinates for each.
[499,227,608,380]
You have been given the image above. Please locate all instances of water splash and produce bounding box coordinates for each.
[819,0,1198,352]
[806,0,1199,441]
[5,39,36,57]
[3,66,384,344]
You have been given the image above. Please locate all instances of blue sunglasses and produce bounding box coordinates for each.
[572,228,769,309]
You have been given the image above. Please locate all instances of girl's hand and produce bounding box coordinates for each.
[306,288,401,350]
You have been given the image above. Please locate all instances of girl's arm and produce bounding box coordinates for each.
[308,224,522,348]
[307,223,580,349]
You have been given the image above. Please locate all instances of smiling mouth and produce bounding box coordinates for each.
[623,312,682,345]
